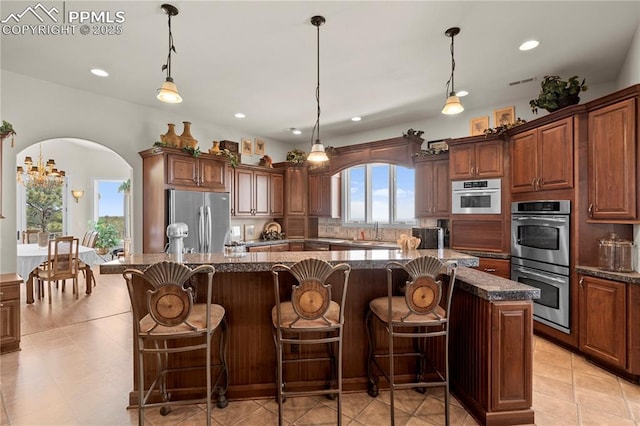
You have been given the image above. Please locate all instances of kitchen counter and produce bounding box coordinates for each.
[244,237,400,250]
[105,249,536,425]
[576,265,640,284]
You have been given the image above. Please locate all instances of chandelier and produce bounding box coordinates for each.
[16,144,66,188]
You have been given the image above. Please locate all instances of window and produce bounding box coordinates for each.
[342,163,415,225]
[94,179,126,240]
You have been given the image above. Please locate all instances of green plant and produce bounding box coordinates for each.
[218,149,239,168]
[0,120,16,136]
[117,179,131,193]
[182,146,201,157]
[529,75,588,114]
[286,148,307,164]
[94,219,120,250]
[484,117,527,138]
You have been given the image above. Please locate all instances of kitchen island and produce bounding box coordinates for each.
[102,249,538,425]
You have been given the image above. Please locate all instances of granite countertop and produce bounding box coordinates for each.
[100,249,539,301]
[576,265,640,284]
[244,238,400,249]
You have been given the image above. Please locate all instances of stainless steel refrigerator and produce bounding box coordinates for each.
[167,189,230,253]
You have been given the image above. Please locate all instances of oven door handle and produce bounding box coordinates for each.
[512,266,567,284]
[512,216,568,223]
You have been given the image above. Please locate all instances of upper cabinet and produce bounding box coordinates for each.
[510,117,574,193]
[587,97,638,221]
[449,138,503,180]
[308,172,340,217]
[283,166,308,216]
[167,153,227,191]
[234,166,283,217]
[414,155,450,218]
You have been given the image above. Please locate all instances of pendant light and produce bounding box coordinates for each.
[307,15,329,163]
[157,4,182,104]
[442,27,464,115]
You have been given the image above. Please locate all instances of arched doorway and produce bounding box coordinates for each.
[16,138,132,249]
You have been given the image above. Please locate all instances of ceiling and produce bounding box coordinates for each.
[1,1,639,145]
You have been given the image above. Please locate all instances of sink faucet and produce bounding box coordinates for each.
[373,222,382,241]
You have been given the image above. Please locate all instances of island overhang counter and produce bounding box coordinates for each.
[101,249,538,426]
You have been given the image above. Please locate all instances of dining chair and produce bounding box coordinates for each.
[34,236,80,304]
[79,230,99,288]
[271,258,351,426]
[123,261,228,426]
[365,256,457,426]
[22,229,40,244]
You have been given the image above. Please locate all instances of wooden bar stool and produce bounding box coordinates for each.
[365,256,457,425]
[271,258,351,426]
[123,261,228,426]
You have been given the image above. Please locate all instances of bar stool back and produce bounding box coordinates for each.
[271,258,351,426]
[123,261,228,426]
[366,255,457,425]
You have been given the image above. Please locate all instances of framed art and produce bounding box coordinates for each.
[427,139,449,153]
[241,138,253,155]
[254,138,265,155]
[470,116,489,136]
[494,106,515,127]
[244,224,255,241]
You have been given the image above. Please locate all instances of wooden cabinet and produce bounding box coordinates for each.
[284,166,308,216]
[510,117,574,193]
[304,241,330,251]
[0,273,22,354]
[288,242,305,251]
[234,166,283,217]
[309,173,340,217]
[449,139,503,180]
[587,98,638,221]
[247,242,289,252]
[474,258,510,279]
[450,218,507,253]
[579,275,626,369]
[414,155,449,217]
[167,153,227,191]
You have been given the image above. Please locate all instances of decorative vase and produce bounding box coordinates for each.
[160,123,180,148]
[179,121,198,149]
[37,232,48,247]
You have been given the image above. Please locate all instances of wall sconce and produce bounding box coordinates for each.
[71,189,84,203]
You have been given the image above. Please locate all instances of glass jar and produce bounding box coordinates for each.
[598,233,617,271]
[615,238,633,272]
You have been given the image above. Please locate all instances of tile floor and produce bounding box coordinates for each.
[1,268,639,425]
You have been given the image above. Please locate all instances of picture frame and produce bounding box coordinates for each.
[230,225,242,241]
[470,116,489,136]
[241,138,253,155]
[427,139,449,153]
[244,224,255,241]
[494,106,515,127]
[254,138,265,155]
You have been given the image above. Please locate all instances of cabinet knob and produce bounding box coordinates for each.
[579,277,584,287]
[531,177,536,189]
[588,204,593,218]
[483,268,496,273]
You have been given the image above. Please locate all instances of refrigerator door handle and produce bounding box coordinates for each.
[199,206,205,252]
[205,206,212,252]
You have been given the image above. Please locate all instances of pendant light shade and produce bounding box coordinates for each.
[442,27,463,115]
[308,15,329,163]
[157,4,182,104]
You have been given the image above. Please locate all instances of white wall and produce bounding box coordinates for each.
[618,23,640,88]
[0,71,292,274]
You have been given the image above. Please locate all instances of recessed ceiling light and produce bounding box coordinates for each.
[90,68,109,77]
[351,116,362,122]
[292,129,302,135]
[234,113,246,119]
[519,40,539,51]
[456,90,469,97]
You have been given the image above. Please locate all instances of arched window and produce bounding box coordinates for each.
[342,163,415,225]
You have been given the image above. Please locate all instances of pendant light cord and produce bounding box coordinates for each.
[163,12,176,79]
[445,31,456,97]
[311,21,321,145]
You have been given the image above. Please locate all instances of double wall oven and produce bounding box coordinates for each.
[511,200,571,334]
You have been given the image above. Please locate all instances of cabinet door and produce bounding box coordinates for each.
[270,243,289,252]
[253,171,270,216]
[475,140,503,178]
[226,167,235,215]
[248,245,270,252]
[474,258,510,279]
[167,154,198,187]
[234,168,254,216]
[198,157,226,191]
[414,160,433,216]
[579,275,626,369]
[0,299,20,353]
[286,167,308,215]
[449,143,475,180]
[538,117,573,191]
[432,159,451,216]
[270,173,284,216]
[510,130,538,193]
[588,98,637,220]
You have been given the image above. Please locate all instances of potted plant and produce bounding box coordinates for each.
[94,219,120,255]
[529,75,588,114]
[286,148,307,164]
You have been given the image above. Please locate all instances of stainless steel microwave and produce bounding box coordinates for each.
[451,178,501,214]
